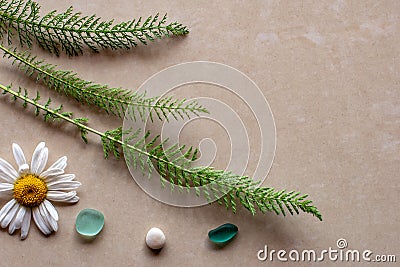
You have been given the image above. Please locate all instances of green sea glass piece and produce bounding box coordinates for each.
[208,223,238,244]
[75,208,104,238]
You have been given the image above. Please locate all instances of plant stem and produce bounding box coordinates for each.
[0,1,189,55]
[0,83,224,193]
[0,83,185,170]
[0,83,322,220]
[0,11,184,35]
[0,44,208,119]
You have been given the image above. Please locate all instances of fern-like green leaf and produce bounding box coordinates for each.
[0,83,89,142]
[0,44,208,120]
[0,83,322,220]
[0,0,189,56]
[103,127,322,220]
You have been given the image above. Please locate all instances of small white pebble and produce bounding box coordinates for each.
[146,227,166,249]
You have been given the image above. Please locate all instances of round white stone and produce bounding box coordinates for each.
[145,227,166,249]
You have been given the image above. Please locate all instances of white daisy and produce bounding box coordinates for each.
[0,142,81,239]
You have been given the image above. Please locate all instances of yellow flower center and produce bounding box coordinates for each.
[13,174,47,207]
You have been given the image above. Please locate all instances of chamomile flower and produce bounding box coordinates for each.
[0,142,81,239]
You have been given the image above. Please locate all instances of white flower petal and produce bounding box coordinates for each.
[47,181,81,191]
[31,142,48,175]
[37,147,49,174]
[0,182,13,194]
[40,168,64,179]
[1,202,19,228]
[0,158,19,183]
[9,222,16,234]
[32,207,51,235]
[49,216,58,232]
[47,215,58,232]
[39,203,57,232]
[70,196,79,203]
[13,206,26,230]
[37,205,50,230]
[43,199,58,221]
[48,156,67,172]
[46,191,78,203]
[8,205,22,234]
[21,208,31,240]
[12,143,27,167]
[18,163,30,174]
[45,173,75,183]
[0,199,17,222]
[30,142,45,171]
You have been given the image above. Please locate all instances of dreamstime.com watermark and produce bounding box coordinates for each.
[257,238,397,263]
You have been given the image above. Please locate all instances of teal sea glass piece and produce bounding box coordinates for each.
[76,208,104,238]
[208,223,238,244]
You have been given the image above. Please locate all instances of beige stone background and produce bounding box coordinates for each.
[0,0,399,266]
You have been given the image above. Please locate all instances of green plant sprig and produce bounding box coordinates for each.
[1,82,322,220]
[0,0,189,56]
[0,44,208,121]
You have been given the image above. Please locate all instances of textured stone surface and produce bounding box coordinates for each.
[146,227,166,250]
[0,0,398,266]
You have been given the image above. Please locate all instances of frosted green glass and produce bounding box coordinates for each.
[76,208,104,237]
[208,223,238,244]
